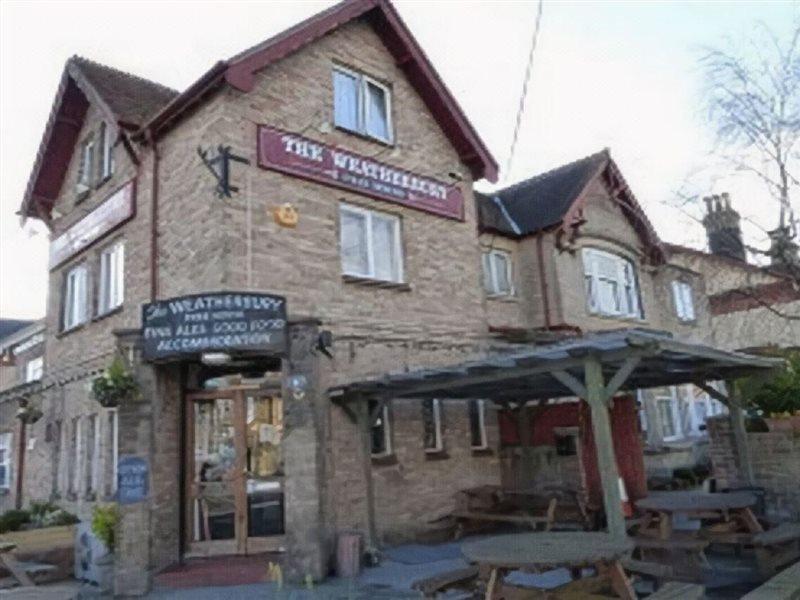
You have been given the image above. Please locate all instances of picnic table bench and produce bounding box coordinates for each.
[741,557,800,599]
[646,581,705,599]
[752,522,800,578]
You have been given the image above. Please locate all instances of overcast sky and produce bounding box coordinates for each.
[1,0,796,319]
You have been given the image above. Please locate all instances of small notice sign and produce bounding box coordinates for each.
[117,456,149,505]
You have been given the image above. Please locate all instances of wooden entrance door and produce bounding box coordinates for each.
[184,388,284,557]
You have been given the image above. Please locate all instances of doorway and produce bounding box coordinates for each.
[184,387,284,557]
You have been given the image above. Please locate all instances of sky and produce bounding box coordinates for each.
[0,0,797,320]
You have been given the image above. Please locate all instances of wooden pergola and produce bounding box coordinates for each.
[329,328,782,542]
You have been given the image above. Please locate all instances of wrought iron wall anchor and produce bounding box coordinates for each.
[197,145,250,198]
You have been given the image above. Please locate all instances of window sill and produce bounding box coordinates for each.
[676,318,698,326]
[74,189,91,204]
[334,124,394,148]
[586,311,645,324]
[371,453,398,467]
[486,293,517,303]
[424,449,449,461]
[57,322,88,338]
[94,305,124,322]
[342,274,411,291]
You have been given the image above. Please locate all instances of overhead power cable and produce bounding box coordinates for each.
[504,0,544,183]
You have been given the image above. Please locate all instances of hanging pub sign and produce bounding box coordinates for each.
[49,180,136,269]
[141,292,287,361]
[257,125,464,220]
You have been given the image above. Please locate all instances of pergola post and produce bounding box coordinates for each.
[725,381,755,486]
[358,398,378,550]
[585,355,627,540]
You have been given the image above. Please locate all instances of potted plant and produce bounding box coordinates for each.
[16,400,43,424]
[739,351,800,432]
[91,357,138,408]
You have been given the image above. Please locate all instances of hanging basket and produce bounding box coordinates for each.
[16,405,43,424]
[92,357,138,408]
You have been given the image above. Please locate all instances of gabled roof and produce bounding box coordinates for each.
[138,0,498,182]
[0,319,35,343]
[20,57,178,219]
[477,150,665,263]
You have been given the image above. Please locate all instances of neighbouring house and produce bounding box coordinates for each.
[0,319,45,511]
[475,151,728,482]
[2,0,782,593]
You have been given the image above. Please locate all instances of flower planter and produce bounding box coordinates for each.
[765,417,795,432]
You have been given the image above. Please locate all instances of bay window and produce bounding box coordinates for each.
[340,204,403,283]
[583,248,641,318]
[99,241,125,314]
[483,249,513,296]
[672,280,695,322]
[333,66,393,143]
[63,264,88,330]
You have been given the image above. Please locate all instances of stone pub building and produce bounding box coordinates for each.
[6,0,506,592]
[3,0,774,594]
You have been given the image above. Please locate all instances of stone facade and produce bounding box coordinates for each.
[707,416,800,522]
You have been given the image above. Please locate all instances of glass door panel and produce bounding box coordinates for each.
[245,393,285,538]
[192,398,237,544]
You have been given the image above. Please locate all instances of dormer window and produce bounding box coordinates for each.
[672,280,695,322]
[583,248,642,319]
[333,66,393,143]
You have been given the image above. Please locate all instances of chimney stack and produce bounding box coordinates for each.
[767,225,800,275]
[702,192,746,262]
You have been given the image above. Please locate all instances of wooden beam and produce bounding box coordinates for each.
[725,381,755,486]
[552,370,587,399]
[605,356,641,401]
[694,381,728,405]
[585,356,627,541]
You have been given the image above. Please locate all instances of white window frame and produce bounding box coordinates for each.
[101,122,115,179]
[423,399,444,453]
[99,241,125,314]
[583,248,641,319]
[371,403,393,458]
[108,409,119,495]
[0,433,12,489]
[340,204,404,283]
[63,264,88,331]
[469,399,489,450]
[654,386,682,442]
[25,356,44,382]
[332,65,393,144]
[672,280,695,322]
[78,137,95,189]
[483,249,514,297]
[86,414,100,495]
[70,417,82,494]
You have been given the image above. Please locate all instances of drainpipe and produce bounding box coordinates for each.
[147,130,160,302]
[15,419,26,509]
[536,234,552,328]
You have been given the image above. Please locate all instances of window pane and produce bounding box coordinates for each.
[482,253,494,292]
[598,279,618,314]
[493,253,510,293]
[333,70,359,131]
[369,400,388,455]
[365,81,389,140]
[469,400,486,448]
[340,210,369,276]
[658,400,676,438]
[371,215,399,281]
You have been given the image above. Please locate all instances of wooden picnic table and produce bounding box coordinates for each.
[635,491,763,541]
[461,531,635,599]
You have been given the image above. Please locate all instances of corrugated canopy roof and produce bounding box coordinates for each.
[329,328,781,403]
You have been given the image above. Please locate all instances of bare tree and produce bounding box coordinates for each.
[701,21,800,235]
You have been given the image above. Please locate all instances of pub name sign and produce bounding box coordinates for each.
[258,125,464,220]
[49,181,135,269]
[141,292,287,361]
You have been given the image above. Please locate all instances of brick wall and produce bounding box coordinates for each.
[707,416,800,521]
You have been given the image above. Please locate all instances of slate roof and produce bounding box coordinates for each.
[478,150,609,237]
[71,56,178,126]
[0,319,35,343]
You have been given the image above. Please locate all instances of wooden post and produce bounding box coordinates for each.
[726,381,755,486]
[585,356,626,540]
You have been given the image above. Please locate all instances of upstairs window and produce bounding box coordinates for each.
[25,356,43,382]
[483,249,513,296]
[340,204,403,283]
[333,66,393,143]
[583,248,641,319]
[98,121,115,180]
[77,137,95,192]
[0,433,11,489]
[63,264,88,331]
[99,241,125,314]
[672,280,695,322]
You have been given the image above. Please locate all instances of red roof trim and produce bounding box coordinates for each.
[709,280,800,315]
[213,0,497,182]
